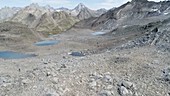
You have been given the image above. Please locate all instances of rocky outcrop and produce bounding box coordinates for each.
[119,17,170,52]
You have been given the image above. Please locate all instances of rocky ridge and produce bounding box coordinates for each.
[84,0,170,30]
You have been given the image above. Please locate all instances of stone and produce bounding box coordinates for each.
[119,86,129,96]
[62,56,66,59]
[61,64,66,68]
[33,86,37,90]
[106,85,113,90]
[89,80,97,87]
[46,72,51,77]
[99,90,113,96]
[51,77,59,84]
[39,77,44,81]
[42,59,51,64]
[43,62,48,64]
[90,72,103,80]
[22,79,31,84]
[152,60,160,64]
[121,81,134,89]
[102,75,113,84]
[0,77,7,85]
[69,52,85,57]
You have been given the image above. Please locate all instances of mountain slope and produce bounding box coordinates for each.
[77,7,96,20]
[35,11,79,35]
[89,0,170,30]
[11,3,79,36]
[0,21,41,50]
[11,3,53,26]
[95,8,107,16]
[71,3,87,16]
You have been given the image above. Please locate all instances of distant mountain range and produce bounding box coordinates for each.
[56,3,107,20]
[0,3,107,22]
[0,3,107,35]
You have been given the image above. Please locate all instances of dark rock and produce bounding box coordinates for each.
[152,27,158,32]
[69,52,85,57]
[62,56,66,59]
[45,93,59,96]
[163,67,170,81]
[61,64,66,68]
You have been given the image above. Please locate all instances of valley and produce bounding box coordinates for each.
[0,0,170,96]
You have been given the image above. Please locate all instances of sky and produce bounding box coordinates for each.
[0,0,166,10]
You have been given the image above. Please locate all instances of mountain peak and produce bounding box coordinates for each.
[74,3,86,11]
[29,3,40,8]
[77,3,85,7]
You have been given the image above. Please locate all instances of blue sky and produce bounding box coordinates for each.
[0,0,165,10]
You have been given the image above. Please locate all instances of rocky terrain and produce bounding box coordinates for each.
[0,0,170,96]
[77,0,170,30]
[0,27,170,96]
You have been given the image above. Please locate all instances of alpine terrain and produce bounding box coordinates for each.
[0,0,170,96]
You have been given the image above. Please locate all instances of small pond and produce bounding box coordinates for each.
[0,51,36,59]
[91,32,106,36]
[35,40,60,46]
[69,52,85,57]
